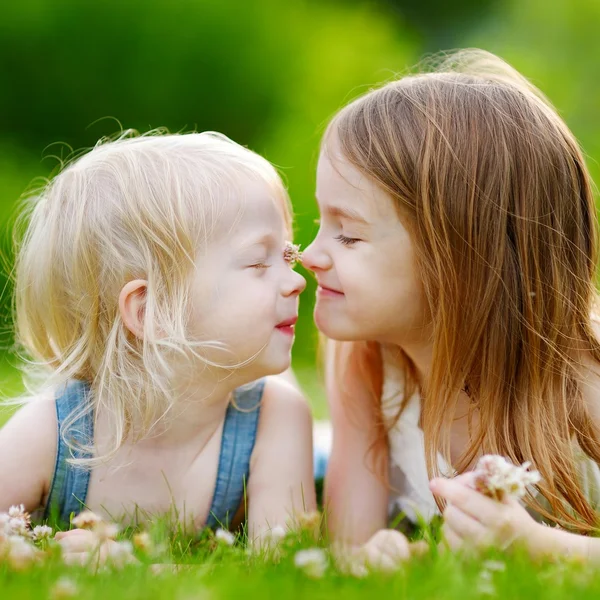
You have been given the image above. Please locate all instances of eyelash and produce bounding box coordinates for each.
[250,262,270,269]
[335,234,360,246]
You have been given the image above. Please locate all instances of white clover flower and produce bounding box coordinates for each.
[5,535,39,570]
[7,517,31,538]
[215,528,235,546]
[294,548,328,578]
[133,531,153,553]
[482,560,506,572]
[8,504,29,521]
[477,569,496,596]
[93,521,119,542]
[31,525,53,541]
[283,241,302,266]
[287,510,322,540]
[471,455,541,500]
[0,512,10,531]
[337,553,369,579]
[50,577,79,599]
[265,525,286,544]
[105,540,136,569]
[71,510,102,530]
[1,505,32,539]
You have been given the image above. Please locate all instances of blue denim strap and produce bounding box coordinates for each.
[44,380,94,525]
[205,379,264,530]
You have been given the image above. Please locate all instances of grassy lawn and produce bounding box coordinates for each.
[2,530,600,599]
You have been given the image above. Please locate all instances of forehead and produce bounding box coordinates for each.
[316,140,396,222]
[215,175,288,241]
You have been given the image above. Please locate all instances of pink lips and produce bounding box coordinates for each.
[275,316,298,335]
[317,285,344,298]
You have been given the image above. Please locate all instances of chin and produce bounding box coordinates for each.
[253,351,292,378]
[314,311,362,341]
[269,355,292,375]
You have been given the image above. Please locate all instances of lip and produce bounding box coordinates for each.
[317,284,344,297]
[276,316,298,328]
[275,316,298,336]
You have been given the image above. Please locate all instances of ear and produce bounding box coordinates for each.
[119,279,147,339]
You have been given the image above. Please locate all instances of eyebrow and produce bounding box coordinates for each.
[324,205,370,225]
[239,232,277,249]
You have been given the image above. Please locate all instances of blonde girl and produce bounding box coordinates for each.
[302,50,600,562]
[0,132,315,552]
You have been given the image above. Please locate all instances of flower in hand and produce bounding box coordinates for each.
[430,455,544,554]
[471,455,541,501]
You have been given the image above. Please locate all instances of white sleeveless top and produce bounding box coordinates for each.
[381,346,600,525]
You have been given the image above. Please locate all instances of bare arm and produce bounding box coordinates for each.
[324,340,388,546]
[532,524,600,562]
[0,397,57,513]
[246,376,316,542]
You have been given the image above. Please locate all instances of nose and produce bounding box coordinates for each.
[282,268,306,297]
[300,238,332,273]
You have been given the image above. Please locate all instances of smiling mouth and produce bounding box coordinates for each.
[317,285,344,296]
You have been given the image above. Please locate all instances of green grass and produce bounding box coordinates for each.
[2,526,600,599]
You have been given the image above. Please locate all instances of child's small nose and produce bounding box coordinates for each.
[300,240,331,272]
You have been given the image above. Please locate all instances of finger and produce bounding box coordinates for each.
[57,533,99,553]
[444,504,489,544]
[430,478,506,525]
[55,529,89,540]
[61,551,93,566]
[441,524,463,552]
[364,547,400,573]
[451,472,477,487]
[368,530,410,562]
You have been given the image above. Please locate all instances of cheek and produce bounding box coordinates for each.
[213,280,277,334]
[346,257,423,318]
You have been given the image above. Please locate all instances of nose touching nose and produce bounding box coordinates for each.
[298,240,328,272]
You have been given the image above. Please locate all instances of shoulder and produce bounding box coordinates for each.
[249,375,313,482]
[0,392,58,511]
[2,391,57,433]
[259,375,312,427]
[250,375,313,459]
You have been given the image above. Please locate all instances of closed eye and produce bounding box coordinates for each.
[334,234,360,246]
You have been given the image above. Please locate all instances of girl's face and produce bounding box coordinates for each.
[302,141,430,346]
[187,177,306,382]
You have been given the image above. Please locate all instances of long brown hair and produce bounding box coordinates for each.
[327,49,600,532]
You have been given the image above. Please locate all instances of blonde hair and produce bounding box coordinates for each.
[327,49,600,532]
[14,130,292,463]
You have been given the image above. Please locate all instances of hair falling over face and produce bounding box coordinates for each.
[327,49,600,533]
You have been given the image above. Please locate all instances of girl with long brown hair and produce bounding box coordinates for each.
[302,49,600,563]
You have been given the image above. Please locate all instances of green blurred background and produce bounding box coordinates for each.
[0,0,599,417]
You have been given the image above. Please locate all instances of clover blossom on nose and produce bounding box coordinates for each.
[471,455,541,501]
[283,241,302,266]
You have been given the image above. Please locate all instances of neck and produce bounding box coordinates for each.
[394,338,433,387]
[393,338,474,421]
[135,368,248,449]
